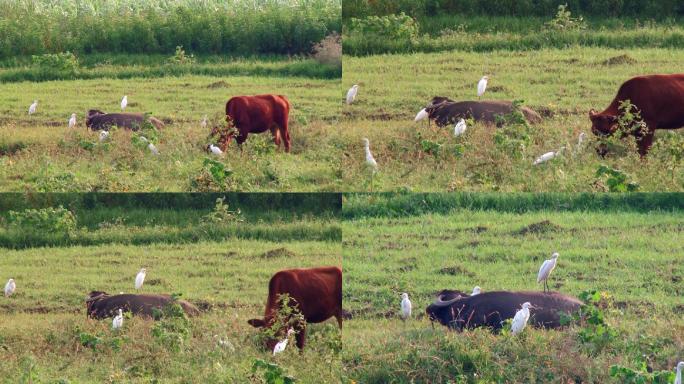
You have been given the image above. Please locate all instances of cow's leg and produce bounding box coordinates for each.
[271,126,281,148]
[636,130,655,157]
[236,132,248,150]
[295,326,307,351]
[282,126,291,153]
[336,314,343,329]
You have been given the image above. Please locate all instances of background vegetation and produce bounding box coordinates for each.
[0,193,341,382]
[342,201,683,383]
[0,0,341,58]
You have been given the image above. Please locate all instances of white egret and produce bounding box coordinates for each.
[577,132,587,147]
[68,113,77,128]
[346,85,359,105]
[537,252,559,292]
[112,308,124,330]
[477,76,488,98]
[99,130,109,142]
[414,108,428,122]
[675,361,683,384]
[471,286,481,296]
[135,268,146,290]
[201,115,208,128]
[400,292,412,320]
[28,100,38,115]
[139,136,159,155]
[208,144,223,156]
[533,149,562,165]
[4,279,15,297]
[362,138,377,172]
[511,302,532,335]
[121,95,128,111]
[273,328,295,355]
[454,118,467,137]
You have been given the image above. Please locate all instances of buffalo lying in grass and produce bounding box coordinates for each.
[85,109,165,131]
[85,291,200,319]
[425,97,542,127]
[425,289,581,332]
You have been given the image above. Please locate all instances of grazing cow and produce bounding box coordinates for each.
[425,290,581,331]
[214,94,291,152]
[425,97,542,127]
[590,74,684,156]
[85,291,199,319]
[86,109,165,131]
[248,266,343,351]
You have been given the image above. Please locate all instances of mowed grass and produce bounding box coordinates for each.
[0,73,345,191]
[341,47,684,192]
[342,209,684,383]
[0,239,342,382]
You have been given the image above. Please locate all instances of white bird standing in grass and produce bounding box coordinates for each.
[477,76,489,98]
[674,361,683,384]
[454,118,467,137]
[28,100,38,115]
[4,279,15,297]
[273,328,295,355]
[99,130,109,142]
[533,148,563,165]
[400,292,412,320]
[208,144,223,156]
[414,108,428,122]
[139,136,160,155]
[68,113,77,128]
[135,268,146,290]
[511,302,532,335]
[577,132,587,148]
[201,115,208,129]
[120,95,128,111]
[346,84,359,104]
[537,252,559,293]
[112,308,124,330]
[362,138,378,191]
[471,286,481,296]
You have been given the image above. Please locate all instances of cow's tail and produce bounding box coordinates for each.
[148,117,165,130]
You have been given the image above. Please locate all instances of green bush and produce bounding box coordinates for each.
[31,51,80,79]
[151,296,192,353]
[7,206,77,235]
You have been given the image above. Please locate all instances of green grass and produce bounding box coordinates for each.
[341,47,684,192]
[342,208,684,383]
[0,240,341,383]
[0,73,345,192]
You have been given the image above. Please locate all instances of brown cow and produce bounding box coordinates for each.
[86,109,165,131]
[85,291,200,319]
[425,97,542,127]
[248,266,343,351]
[214,94,291,152]
[590,74,684,156]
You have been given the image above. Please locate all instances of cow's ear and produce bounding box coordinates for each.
[247,319,265,328]
[589,109,598,119]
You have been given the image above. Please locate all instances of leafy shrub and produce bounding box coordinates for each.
[7,206,77,235]
[77,331,102,350]
[544,4,586,31]
[167,46,195,65]
[312,33,342,68]
[259,294,306,347]
[200,197,243,225]
[32,52,80,77]
[252,359,296,384]
[595,165,639,192]
[493,100,532,158]
[561,290,618,354]
[347,13,420,52]
[610,363,674,384]
[650,132,684,181]
[151,295,192,353]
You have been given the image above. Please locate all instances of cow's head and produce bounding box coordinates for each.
[248,294,303,350]
[589,109,619,137]
[425,289,469,329]
[209,119,237,152]
[85,290,109,317]
[85,109,106,130]
[248,317,293,350]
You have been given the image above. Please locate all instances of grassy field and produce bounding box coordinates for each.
[342,200,684,383]
[0,69,344,192]
[0,200,341,382]
[341,47,684,192]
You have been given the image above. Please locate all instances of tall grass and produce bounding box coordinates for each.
[0,0,341,58]
[343,193,684,218]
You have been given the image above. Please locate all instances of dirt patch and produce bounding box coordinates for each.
[534,106,555,119]
[145,278,164,286]
[207,80,230,89]
[601,54,637,66]
[259,247,295,259]
[487,85,507,93]
[398,257,417,272]
[517,220,562,235]
[472,226,488,234]
[674,304,684,314]
[439,264,475,278]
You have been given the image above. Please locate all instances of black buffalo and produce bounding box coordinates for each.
[85,291,200,319]
[85,110,165,131]
[425,97,543,127]
[425,290,581,331]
